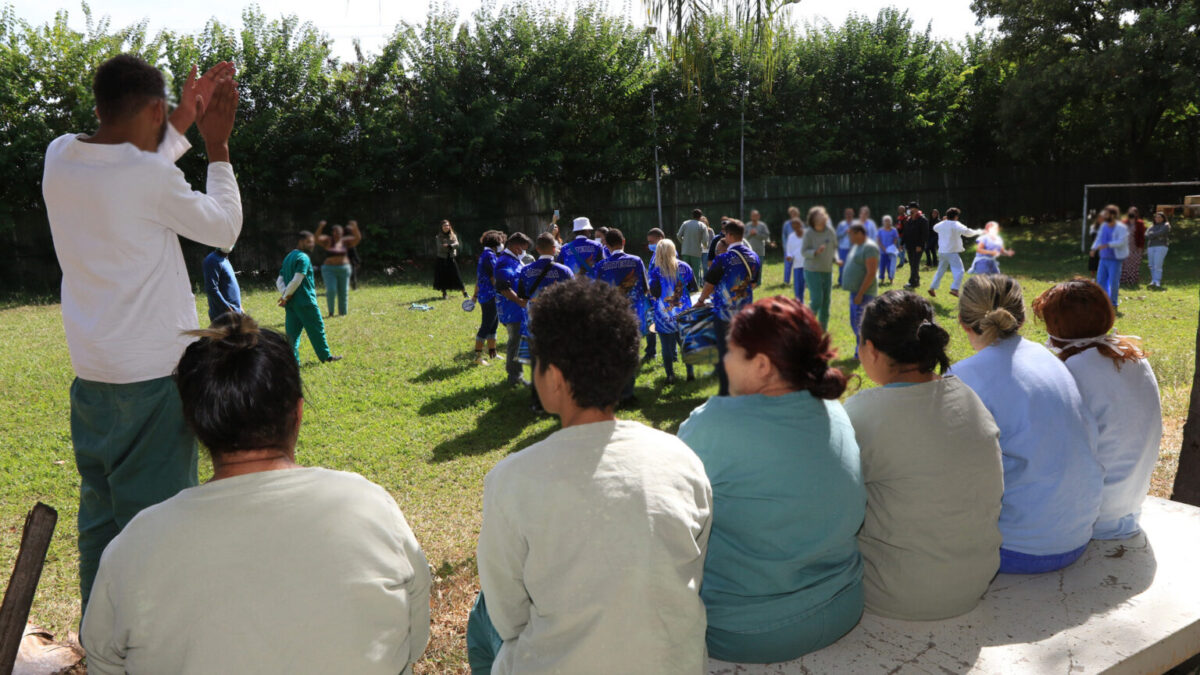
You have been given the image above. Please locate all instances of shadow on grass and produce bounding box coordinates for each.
[427,383,559,462]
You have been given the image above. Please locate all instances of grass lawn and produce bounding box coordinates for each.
[0,219,1196,673]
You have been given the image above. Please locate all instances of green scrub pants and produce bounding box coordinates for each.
[286,300,333,362]
[71,376,198,614]
[467,592,504,675]
[805,270,833,330]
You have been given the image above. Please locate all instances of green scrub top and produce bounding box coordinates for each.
[281,249,319,307]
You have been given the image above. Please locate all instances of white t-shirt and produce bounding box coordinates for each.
[81,467,431,675]
[933,219,983,254]
[1064,349,1162,539]
[478,420,712,675]
[785,227,806,268]
[43,125,242,383]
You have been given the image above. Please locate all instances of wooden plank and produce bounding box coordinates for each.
[0,503,58,675]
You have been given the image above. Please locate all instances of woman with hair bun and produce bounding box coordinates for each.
[1033,278,1162,540]
[846,291,1003,620]
[677,296,865,663]
[950,275,1102,575]
[81,313,431,674]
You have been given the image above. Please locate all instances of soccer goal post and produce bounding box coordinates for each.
[1082,181,1200,252]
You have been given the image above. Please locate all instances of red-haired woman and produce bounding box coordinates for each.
[1033,278,1162,540]
[677,296,864,663]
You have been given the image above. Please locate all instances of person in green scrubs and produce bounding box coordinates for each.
[678,296,865,664]
[277,231,342,364]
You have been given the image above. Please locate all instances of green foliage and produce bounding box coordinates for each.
[971,0,1200,167]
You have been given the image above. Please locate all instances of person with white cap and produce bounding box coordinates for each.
[202,245,242,322]
[556,217,606,278]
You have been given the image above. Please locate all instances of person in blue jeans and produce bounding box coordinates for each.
[649,240,699,384]
[1090,205,1129,308]
[678,296,864,663]
[876,216,898,285]
[841,225,879,359]
[835,207,854,286]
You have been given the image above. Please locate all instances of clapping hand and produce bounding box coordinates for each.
[170,62,236,134]
[196,74,239,163]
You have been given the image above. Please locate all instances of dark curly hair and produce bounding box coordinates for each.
[94,54,165,122]
[729,296,846,399]
[528,278,639,409]
[860,290,951,374]
[174,313,303,455]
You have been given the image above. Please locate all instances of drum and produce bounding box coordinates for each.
[517,335,533,365]
[678,305,720,366]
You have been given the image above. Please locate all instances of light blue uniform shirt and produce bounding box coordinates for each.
[677,391,865,633]
[951,336,1103,556]
[836,220,852,250]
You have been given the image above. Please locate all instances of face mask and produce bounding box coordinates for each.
[648,244,657,253]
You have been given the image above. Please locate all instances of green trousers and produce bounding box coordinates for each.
[71,376,198,614]
[285,300,333,362]
[804,270,833,330]
[681,254,704,276]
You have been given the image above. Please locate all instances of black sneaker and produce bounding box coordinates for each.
[686,373,695,382]
[323,355,344,363]
[642,353,656,364]
[665,375,677,385]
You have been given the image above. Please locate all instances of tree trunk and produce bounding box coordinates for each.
[1171,291,1200,506]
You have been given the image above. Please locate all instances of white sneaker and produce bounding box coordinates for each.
[474,356,490,366]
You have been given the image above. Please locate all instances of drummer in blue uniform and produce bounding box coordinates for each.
[642,228,666,364]
[520,233,575,412]
[595,228,651,406]
[471,230,505,366]
[697,218,762,396]
[557,217,606,278]
[494,232,533,387]
[649,239,699,384]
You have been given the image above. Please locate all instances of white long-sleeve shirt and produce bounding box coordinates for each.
[785,227,806,269]
[81,467,431,675]
[933,219,984,254]
[43,125,242,383]
[478,420,712,675]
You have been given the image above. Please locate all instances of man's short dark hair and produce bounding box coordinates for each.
[298,230,314,240]
[507,232,532,247]
[647,228,665,239]
[692,209,703,219]
[94,54,165,122]
[604,228,625,248]
[529,279,639,410]
[945,207,961,220]
[481,230,505,248]
[849,224,867,235]
[536,232,557,254]
[908,201,920,209]
[722,219,746,238]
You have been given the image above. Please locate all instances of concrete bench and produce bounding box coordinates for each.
[709,497,1200,674]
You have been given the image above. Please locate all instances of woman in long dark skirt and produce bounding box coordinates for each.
[434,219,468,300]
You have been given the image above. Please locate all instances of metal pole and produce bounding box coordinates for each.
[1081,186,1089,254]
[652,90,663,232]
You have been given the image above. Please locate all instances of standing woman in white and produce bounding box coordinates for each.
[42,55,242,612]
[1033,279,1162,539]
[928,207,983,298]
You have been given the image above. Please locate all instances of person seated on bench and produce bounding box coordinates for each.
[845,290,1004,620]
[678,296,865,663]
[1033,278,1163,540]
[467,278,712,675]
[950,275,1103,575]
[80,313,432,674]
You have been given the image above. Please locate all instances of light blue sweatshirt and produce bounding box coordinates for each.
[951,336,1103,556]
[677,391,865,633]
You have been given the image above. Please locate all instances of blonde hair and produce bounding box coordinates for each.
[958,274,1026,345]
[654,238,679,280]
[807,205,829,230]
